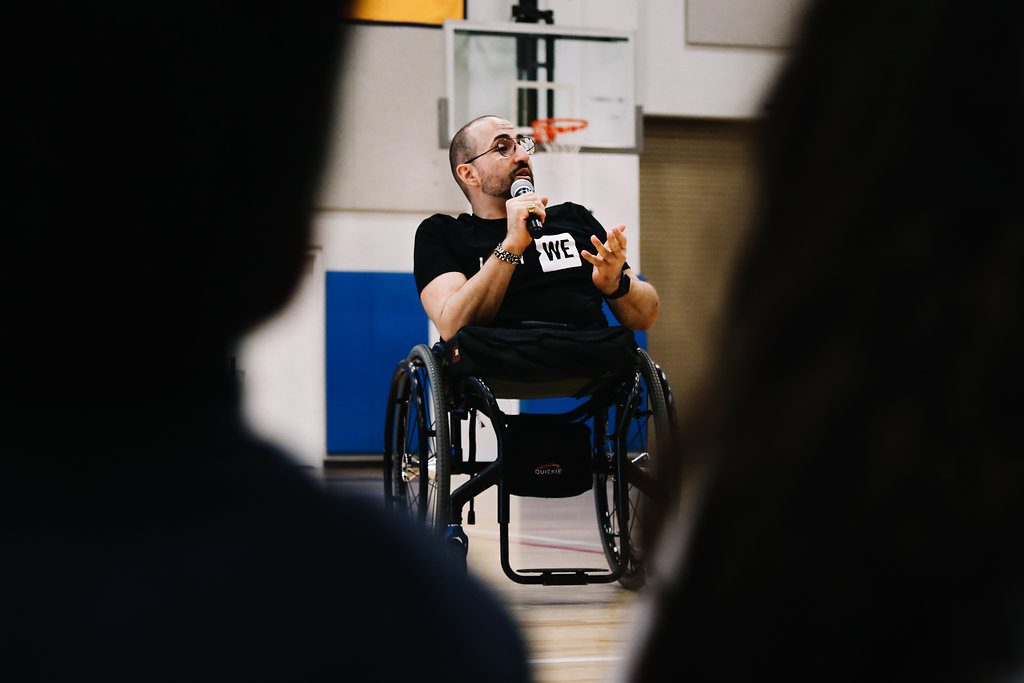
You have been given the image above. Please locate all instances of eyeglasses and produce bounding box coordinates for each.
[462,135,535,165]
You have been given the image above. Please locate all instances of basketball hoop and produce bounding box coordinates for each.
[532,117,589,154]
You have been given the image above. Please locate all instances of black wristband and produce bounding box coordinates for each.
[604,270,631,300]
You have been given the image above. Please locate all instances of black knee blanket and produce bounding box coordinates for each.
[441,325,639,391]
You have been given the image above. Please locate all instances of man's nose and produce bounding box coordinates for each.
[512,142,530,162]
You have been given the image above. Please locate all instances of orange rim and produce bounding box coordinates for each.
[531,117,589,143]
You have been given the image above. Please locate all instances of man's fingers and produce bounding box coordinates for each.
[590,234,609,257]
[613,225,627,249]
[510,193,546,223]
[607,225,627,252]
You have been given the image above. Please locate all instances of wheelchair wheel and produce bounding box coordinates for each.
[383,344,451,532]
[594,348,673,590]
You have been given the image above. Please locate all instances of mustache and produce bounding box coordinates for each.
[511,164,532,179]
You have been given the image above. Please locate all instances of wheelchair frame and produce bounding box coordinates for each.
[383,341,673,589]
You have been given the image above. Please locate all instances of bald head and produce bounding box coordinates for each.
[449,115,505,199]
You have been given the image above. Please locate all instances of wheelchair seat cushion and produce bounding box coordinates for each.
[441,325,639,398]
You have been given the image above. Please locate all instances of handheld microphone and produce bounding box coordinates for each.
[510,177,545,239]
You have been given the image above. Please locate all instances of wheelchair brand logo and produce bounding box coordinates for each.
[534,462,564,476]
[534,233,581,273]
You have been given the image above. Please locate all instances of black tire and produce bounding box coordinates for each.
[383,344,451,533]
[594,348,673,590]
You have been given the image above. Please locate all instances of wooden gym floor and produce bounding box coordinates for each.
[320,461,647,683]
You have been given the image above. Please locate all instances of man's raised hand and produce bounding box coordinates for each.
[581,224,628,295]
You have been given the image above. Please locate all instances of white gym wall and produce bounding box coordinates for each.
[237,0,803,467]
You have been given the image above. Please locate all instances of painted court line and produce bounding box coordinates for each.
[472,529,605,555]
[530,655,624,665]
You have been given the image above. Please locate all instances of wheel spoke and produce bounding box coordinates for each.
[593,350,672,590]
[383,346,450,533]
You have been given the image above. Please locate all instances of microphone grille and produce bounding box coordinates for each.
[511,177,534,195]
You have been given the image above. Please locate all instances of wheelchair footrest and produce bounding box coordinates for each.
[516,567,613,586]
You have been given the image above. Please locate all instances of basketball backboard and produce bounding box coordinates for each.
[443,20,639,153]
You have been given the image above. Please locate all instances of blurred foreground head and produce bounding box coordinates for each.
[707,1,1024,479]
[639,1,1024,681]
[8,4,344,446]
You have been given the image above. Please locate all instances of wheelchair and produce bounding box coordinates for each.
[383,324,675,589]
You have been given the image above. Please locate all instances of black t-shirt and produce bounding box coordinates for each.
[414,202,627,330]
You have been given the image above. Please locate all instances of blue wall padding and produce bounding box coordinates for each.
[325,272,427,454]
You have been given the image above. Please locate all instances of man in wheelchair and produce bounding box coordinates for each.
[415,115,659,339]
[385,115,670,589]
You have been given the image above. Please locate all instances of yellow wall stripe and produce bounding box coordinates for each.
[345,0,464,25]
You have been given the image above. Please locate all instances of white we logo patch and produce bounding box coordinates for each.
[534,233,581,272]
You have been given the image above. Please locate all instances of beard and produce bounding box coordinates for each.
[481,163,533,199]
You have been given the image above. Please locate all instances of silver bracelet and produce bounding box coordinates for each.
[493,243,524,265]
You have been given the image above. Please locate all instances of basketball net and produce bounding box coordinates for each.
[531,118,588,204]
[532,117,588,155]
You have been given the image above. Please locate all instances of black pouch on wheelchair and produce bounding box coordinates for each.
[442,325,639,398]
[502,414,593,498]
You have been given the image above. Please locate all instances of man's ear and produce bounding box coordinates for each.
[456,163,479,188]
